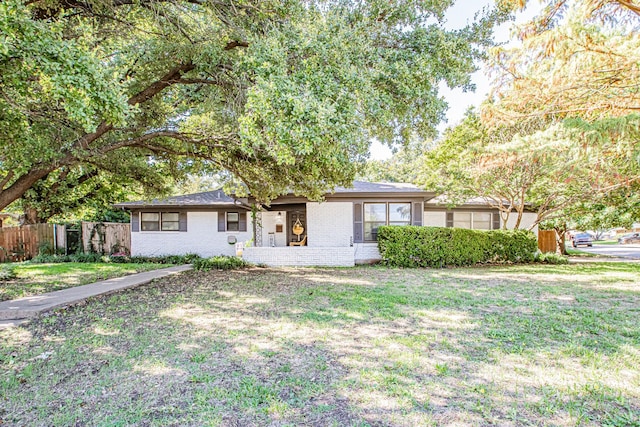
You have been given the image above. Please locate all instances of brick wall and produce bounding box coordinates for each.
[354,243,381,264]
[306,202,353,247]
[243,246,355,267]
[131,211,252,257]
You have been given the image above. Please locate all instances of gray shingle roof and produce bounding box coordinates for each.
[333,181,426,193]
[113,189,244,209]
[115,181,433,209]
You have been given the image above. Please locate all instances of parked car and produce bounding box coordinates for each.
[572,232,593,247]
[618,232,640,245]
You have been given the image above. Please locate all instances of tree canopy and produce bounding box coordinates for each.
[418,110,640,229]
[485,0,640,124]
[0,0,505,216]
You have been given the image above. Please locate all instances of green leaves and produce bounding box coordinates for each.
[0,0,127,132]
[1,0,504,213]
[377,225,537,267]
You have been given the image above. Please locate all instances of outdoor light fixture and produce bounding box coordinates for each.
[275,212,283,224]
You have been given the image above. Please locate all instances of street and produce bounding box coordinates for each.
[573,243,640,260]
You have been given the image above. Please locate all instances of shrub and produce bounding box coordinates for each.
[377,226,537,268]
[193,256,250,271]
[29,252,202,265]
[30,254,71,263]
[70,252,105,263]
[110,254,203,264]
[0,264,17,281]
[534,252,569,264]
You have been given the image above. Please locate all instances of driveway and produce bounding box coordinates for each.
[572,243,640,260]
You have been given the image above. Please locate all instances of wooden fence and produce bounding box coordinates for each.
[81,222,131,255]
[538,230,558,253]
[0,223,55,262]
[0,222,131,262]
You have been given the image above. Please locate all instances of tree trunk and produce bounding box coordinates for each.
[0,166,57,211]
[554,223,568,255]
[21,208,41,225]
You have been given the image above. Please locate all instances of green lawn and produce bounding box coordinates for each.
[565,247,603,257]
[1,264,639,426]
[0,262,169,302]
[594,240,620,245]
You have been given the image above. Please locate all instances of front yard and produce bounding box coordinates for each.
[0,262,170,302]
[1,264,639,426]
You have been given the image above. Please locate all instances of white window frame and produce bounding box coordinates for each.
[363,202,412,241]
[226,212,240,231]
[140,212,180,231]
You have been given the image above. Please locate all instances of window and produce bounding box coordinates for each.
[364,202,411,241]
[226,212,239,231]
[473,212,492,230]
[141,213,160,231]
[389,203,411,225]
[140,212,180,231]
[364,203,386,241]
[446,212,496,230]
[453,212,472,229]
[161,213,180,231]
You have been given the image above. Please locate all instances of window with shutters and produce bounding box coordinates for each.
[226,212,239,231]
[141,212,180,231]
[364,202,411,241]
[389,203,411,226]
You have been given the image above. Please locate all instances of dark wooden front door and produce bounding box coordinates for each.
[288,210,306,244]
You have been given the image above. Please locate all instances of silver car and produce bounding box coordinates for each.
[572,233,593,247]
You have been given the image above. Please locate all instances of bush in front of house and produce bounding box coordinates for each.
[110,253,202,264]
[29,252,202,265]
[534,252,569,264]
[377,226,537,268]
[192,255,250,271]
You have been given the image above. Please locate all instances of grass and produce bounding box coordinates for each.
[565,247,605,258]
[1,264,639,426]
[0,262,169,301]
[594,240,620,245]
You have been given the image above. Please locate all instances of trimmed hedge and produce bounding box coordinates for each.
[377,226,537,267]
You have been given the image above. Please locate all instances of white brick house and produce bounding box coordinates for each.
[114,182,538,267]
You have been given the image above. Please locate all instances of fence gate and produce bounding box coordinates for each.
[66,228,81,254]
[538,230,558,253]
[81,222,131,255]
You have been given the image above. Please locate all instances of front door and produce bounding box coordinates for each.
[288,210,306,244]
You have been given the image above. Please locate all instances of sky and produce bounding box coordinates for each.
[369,1,542,160]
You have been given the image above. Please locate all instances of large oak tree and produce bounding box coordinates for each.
[0,0,504,218]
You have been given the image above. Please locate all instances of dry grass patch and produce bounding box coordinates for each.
[1,263,639,426]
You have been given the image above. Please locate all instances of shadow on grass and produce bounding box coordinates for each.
[1,266,639,425]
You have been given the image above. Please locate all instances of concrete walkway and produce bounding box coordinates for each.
[0,264,192,328]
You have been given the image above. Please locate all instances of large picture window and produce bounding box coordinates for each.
[364,202,411,241]
[141,212,180,231]
[446,212,497,230]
